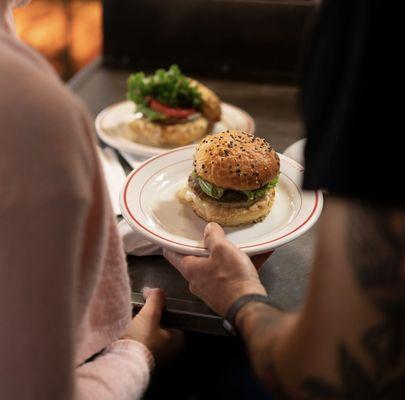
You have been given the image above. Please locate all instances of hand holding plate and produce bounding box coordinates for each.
[163,223,267,317]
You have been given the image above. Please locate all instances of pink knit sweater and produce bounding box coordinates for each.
[0,3,154,399]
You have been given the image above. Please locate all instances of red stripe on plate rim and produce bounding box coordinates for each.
[122,147,320,251]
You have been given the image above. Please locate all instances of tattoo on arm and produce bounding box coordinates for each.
[348,202,405,318]
[302,202,405,399]
[243,202,405,399]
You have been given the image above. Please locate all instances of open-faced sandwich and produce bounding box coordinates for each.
[179,130,280,226]
[126,65,221,147]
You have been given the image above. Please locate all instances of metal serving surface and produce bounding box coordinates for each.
[70,60,316,335]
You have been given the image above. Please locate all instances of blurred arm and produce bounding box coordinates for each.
[235,197,405,397]
[0,73,154,399]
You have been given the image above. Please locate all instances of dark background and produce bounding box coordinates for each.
[103,0,316,83]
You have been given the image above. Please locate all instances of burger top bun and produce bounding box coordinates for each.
[189,79,221,122]
[195,130,280,191]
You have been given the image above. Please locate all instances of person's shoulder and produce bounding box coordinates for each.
[0,38,89,130]
[0,40,94,175]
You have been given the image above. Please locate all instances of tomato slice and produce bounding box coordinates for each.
[149,98,196,118]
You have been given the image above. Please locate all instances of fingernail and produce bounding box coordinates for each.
[142,286,152,298]
[204,223,213,236]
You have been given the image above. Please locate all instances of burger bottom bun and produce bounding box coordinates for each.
[126,116,210,147]
[179,186,276,226]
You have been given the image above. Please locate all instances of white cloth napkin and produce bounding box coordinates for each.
[116,150,163,256]
[118,219,162,256]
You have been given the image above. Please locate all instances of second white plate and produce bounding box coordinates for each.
[95,101,255,158]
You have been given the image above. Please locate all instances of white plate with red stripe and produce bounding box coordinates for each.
[95,101,255,158]
[120,145,323,256]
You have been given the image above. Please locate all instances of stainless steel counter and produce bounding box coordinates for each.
[70,60,316,334]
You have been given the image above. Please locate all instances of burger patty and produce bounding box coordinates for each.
[188,174,261,205]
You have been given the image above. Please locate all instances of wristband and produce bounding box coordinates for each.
[222,294,274,336]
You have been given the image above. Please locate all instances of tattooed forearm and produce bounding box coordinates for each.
[236,302,283,342]
[347,202,405,318]
[237,201,405,399]
[303,328,405,399]
[235,303,290,396]
[302,202,405,400]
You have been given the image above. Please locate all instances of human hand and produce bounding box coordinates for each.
[163,222,267,317]
[120,288,184,368]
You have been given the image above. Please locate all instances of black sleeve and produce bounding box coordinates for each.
[301,0,401,205]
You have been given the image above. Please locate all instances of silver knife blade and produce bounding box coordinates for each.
[118,150,147,170]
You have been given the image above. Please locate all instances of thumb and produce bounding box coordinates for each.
[204,222,238,256]
[203,222,227,252]
[138,287,166,326]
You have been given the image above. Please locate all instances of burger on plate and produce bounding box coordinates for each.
[179,130,280,226]
[126,65,221,147]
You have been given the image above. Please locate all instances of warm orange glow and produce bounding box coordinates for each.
[71,1,102,70]
[13,0,102,79]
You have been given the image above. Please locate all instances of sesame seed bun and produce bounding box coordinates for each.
[189,79,222,122]
[195,130,280,190]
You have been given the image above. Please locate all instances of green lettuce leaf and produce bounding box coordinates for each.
[196,174,279,201]
[198,178,225,200]
[127,65,202,122]
[242,175,279,201]
[242,190,256,202]
[268,175,279,188]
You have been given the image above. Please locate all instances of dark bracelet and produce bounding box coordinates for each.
[222,294,274,336]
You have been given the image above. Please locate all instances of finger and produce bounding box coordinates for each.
[251,251,274,270]
[163,249,208,281]
[162,250,188,271]
[167,328,186,349]
[156,329,186,368]
[188,283,201,297]
[204,222,236,256]
[138,287,166,326]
